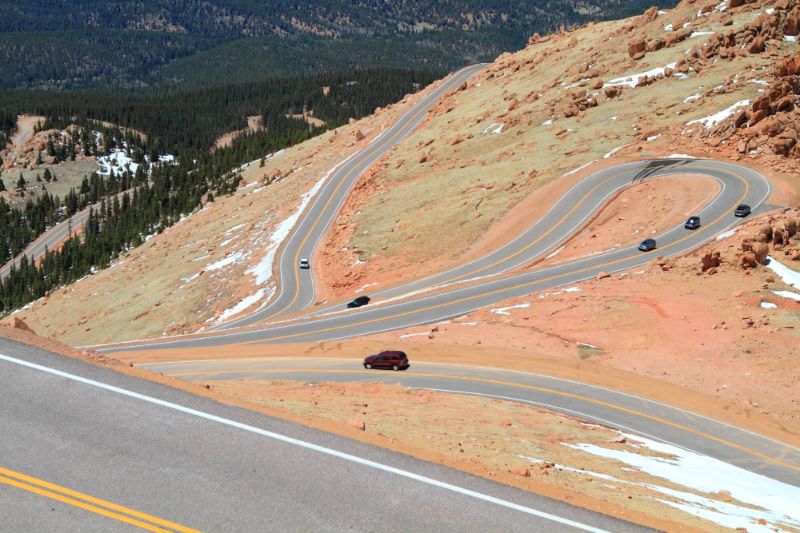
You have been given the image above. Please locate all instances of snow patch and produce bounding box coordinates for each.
[685,100,749,128]
[666,153,696,159]
[603,145,627,159]
[773,290,800,302]
[715,229,737,240]
[604,63,677,89]
[483,122,504,135]
[247,160,340,285]
[205,252,245,272]
[786,35,797,42]
[566,433,800,532]
[399,332,430,339]
[541,119,553,126]
[214,288,272,323]
[766,256,800,289]
[760,301,778,309]
[490,303,530,315]
[565,160,597,176]
[546,246,565,259]
[684,93,701,103]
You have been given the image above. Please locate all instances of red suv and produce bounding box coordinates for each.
[363,351,409,371]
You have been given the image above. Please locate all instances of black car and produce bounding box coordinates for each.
[363,350,409,371]
[347,295,371,308]
[638,238,657,252]
[684,216,701,230]
[734,204,751,217]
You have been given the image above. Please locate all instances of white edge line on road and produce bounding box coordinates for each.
[0,352,608,533]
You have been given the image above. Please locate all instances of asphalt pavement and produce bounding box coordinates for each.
[0,338,646,532]
[144,357,800,488]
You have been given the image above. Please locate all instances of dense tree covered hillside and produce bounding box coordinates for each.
[0,0,679,89]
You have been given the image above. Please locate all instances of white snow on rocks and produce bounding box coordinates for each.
[715,228,737,240]
[604,63,677,89]
[684,92,702,102]
[565,433,800,532]
[685,100,749,128]
[666,153,697,159]
[766,256,800,289]
[490,303,530,315]
[760,301,778,309]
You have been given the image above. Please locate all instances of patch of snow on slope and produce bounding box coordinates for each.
[773,290,800,301]
[214,288,270,323]
[684,92,701,102]
[686,100,749,128]
[604,63,677,88]
[786,35,797,42]
[567,433,800,532]
[766,256,800,289]
[565,160,597,176]
[205,252,245,272]
[715,228,736,240]
[666,153,696,159]
[761,301,777,309]
[399,332,429,339]
[483,122,504,134]
[603,145,627,159]
[490,303,529,315]
[247,164,337,285]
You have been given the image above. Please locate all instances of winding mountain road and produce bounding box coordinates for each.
[10,62,798,530]
[99,157,771,351]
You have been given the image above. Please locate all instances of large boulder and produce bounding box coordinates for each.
[628,38,646,58]
[752,242,770,264]
[0,317,34,332]
[747,35,766,54]
[701,251,722,271]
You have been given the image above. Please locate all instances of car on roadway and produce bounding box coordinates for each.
[684,216,701,230]
[299,258,310,269]
[734,204,751,217]
[638,238,657,252]
[363,350,409,371]
[347,295,371,308]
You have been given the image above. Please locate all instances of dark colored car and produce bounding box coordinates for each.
[734,204,751,217]
[347,295,371,308]
[638,238,657,252]
[684,216,701,230]
[363,350,409,371]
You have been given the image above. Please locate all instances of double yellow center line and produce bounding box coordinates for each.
[0,466,199,532]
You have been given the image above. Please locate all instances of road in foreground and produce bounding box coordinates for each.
[0,338,645,532]
[144,357,800,489]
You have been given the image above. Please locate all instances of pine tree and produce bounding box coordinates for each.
[16,175,26,190]
[0,179,5,192]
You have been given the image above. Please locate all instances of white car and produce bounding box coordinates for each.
[299,258,310,269]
